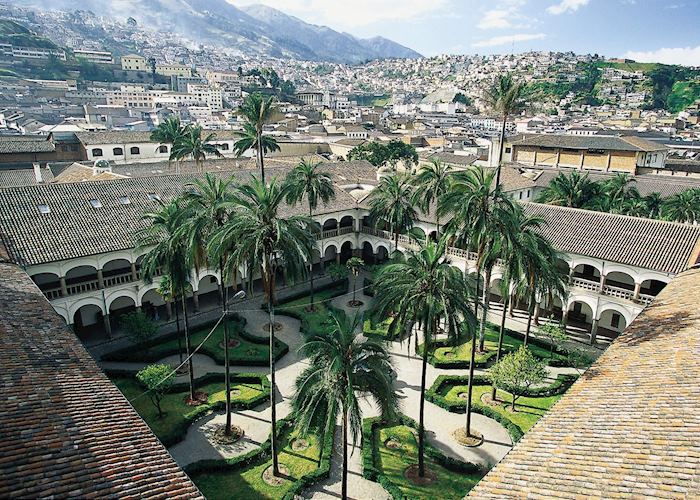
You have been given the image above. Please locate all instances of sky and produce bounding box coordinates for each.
[227,0,700,65]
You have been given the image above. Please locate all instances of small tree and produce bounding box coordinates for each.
[538,323,568,358]
[136,364,175,419]
[327,262,348,283]
[565,346,593,374]
[346,257,364,306]
[120,311,158,345]
[489,347,547,411]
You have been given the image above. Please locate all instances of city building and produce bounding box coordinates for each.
[73,49,114,64]
[120,54,149,71]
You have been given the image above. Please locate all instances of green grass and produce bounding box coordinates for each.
[192,426,323,500]
[374,424,482,499]
[112,376,267,444]
[106,318,287,365]
[667,80,700,112]
[442,385,560,432]
[363,316,394,338]
[275,284,348,337]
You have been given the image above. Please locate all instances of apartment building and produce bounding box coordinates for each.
[155,64,192,78]
[0,44,67,61]
[73,49,114,65]
[120,54,149,72]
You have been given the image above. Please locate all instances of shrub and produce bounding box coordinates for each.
[136,364,175,418]
[120,311,158,345]
[489,347,548,412]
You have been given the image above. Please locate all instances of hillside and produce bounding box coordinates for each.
[0,19,57,49]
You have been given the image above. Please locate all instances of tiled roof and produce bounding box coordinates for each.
[0,168,54,187]
[0,260,202,499]
[427,151,478,166]
[75,130,244,146]
[470,266,700,499]
[0,137,55,154]
[522,202,700,274]
[52,163,126,183]
[511,134,667,152]
[0,161,374,266]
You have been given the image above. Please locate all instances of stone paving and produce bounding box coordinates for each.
[98,281,586,499]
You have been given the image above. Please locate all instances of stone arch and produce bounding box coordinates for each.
[69,296,105,319]
[106,290,139,311]
[102,258,133,280]
[61,258,99,277]
[323,244,338,264]
[30,271,62,298]
[605,271,635,291]
[53,305,70,324]
[72,302,106,341]
[361,241,375,264]
[567,298,595,331]
[322,217,338,230]
[138,282,161,304]
[376,244,390,263]
[340,241,354,264]
[141,287,168,321]
[339,215,355,229]
[572,261,602,282]
[639,278,668,297]
[597,302,633,327]
[97,251,135,269]
[64,264,99,294]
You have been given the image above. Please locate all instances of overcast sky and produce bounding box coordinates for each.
[228,0,700,65]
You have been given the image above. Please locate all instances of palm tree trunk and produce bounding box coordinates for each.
[174,297,182,364]
[495,113,507,189]
[221,260,233,436]
[181,291,195,401]
[265,257,279,476]
[478,266,492,352]
[418,316,430,477]
[342,409,348,500]
[308,205,315,310]
[465,314,478,437]
[491,293,509,401]
[258,139,265,183]
[524,290,535,346]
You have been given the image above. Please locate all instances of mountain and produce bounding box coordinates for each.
[11,0,422,63]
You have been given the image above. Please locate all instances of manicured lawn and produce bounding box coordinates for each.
[192,426,323,500]
[106,319,288,365]
[363,316,394,339]
[112,376,268,445]
[375,424,482,499]
[442,384,560,432]
[276,284,348,336]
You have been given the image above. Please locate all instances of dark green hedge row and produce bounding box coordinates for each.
[361,414,481,499]
[102,314,289,366]
[274,278,349,308]
[184,415,335,500]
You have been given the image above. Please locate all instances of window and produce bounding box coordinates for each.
[518,191,523,200]
[118,196,131,205]
[130,146,140,155]
[158,145,168,153]
[113,147,124,156]
[505,147,511,154]
[37,204,50,214]
[611,313,621,329]
[526,189,531,198]
[92,148,103,157]
[89,199,102,209]
[218,143,229,151]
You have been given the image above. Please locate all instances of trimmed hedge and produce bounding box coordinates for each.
[274,278,349,308]
[107,371,270,447]
[102,314,289,366]
[362,414,482,499]
[185,414,335,500]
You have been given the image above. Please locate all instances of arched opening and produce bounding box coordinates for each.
[197,274,221,310]
[411,227,426,242]
[362,242,375,264]
[130,146,140,155]
[109,295,137,332]
[92,148,103,157]
[323,245,338,268]
[489,277,504,303]
[102,259,134,287]
[323,218,338,230]
[555,258,570,278]
[113,147,124,156]
[567,300,594,332]
[141,288,168,322]
[598,307,629,340]
[376,245,389,263]
[572,263,601,283]
[65,265,99,295]
[640,279,667,297]
[31,272,62,299]
[73,304,106,342]
[605,271,635,291]
[428,230,437,242]
[339,216,354,231]
[310,249,322,275]
[158,145,168,153]
[391,249,405,262]
[340,241,354,265]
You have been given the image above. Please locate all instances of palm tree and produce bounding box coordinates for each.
[368,173,417,254]
[156,274,183,364]
[536,171,599,208]
[170,125,223,173]
[181,173,238,435]
[484,73,526,188]
[234,92,281,182]
[412,158,452,238]
[373,239,476,477]
[644,192,664,219]
[138,199,196,400]
[593,173,640,213]
[294,312,397,500]
[662,189,700,224]
[209,176,317,476]
[440,166,518,352]
[150,116,186,172]
[284,159,335,310]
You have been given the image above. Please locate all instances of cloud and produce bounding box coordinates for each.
[478,9,512,29]
[478,1,531,30]
[623,46,700,66]
[546,0,591,15]
[473,33,546,47]
[227,0,451,28]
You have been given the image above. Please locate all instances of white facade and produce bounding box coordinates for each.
[120,55,148,71]
[74,49,114,64]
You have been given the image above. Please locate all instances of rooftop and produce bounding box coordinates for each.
[510,134,667,152]
[0,258,202,498]
[470,266,700,498]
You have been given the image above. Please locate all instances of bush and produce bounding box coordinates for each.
[121,311,158,345]
[136,363,175,418]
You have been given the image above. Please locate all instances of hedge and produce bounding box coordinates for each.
[273,278,349,308]
[361,414,482,499]
[102,314,289,366]
[185,414,335,500]
[106,371,271,447]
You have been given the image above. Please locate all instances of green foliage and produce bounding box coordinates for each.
[647,64,700,109]
[537,323,568,358]
[135,364,176,418]
[347,140,418,168]
[489,347,548,410]
[666,80,700,113]
[120,311,158,345]
[346,256,364,276]
[452,92,472,106]
[326,263,348,282]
